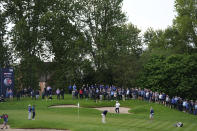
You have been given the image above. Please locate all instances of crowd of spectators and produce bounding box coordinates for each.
[69,84,197,116]
[5,88,13,100]
[3,83,197,116]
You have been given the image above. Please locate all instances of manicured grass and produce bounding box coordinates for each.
[0,95,197,131]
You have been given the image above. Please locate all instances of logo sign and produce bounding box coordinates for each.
[0,68,14,97]
[4,78,12,86]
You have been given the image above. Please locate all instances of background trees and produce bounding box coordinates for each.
[1,0,197,99]
[174,0,197,53]
[1,0,48,90]
[139,54,197,99]
[78,0,127,84]
[138,0,197,99]
[0,7,10,67]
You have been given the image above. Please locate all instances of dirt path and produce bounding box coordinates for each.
[4,129,68,131]
[0,125,70,131]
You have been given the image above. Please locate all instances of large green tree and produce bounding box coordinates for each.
[2,0,50,89]
[174,0,197,52]
[41,0,142,87]
[139,54,197,99]
[78,0,141,85]
[39,0,92,88]
[2,0,143,90]
[112,24,142,87]
[0,6,10,67]
[143,27,189,55]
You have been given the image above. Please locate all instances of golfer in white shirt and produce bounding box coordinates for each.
[115,101,120,113]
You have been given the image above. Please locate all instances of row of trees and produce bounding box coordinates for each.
[0,0,197,99]
[139,54,197,99]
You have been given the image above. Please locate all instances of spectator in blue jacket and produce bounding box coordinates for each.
[32,105,36,120]
[150,107,154,120]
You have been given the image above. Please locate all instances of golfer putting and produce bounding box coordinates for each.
[101,110,108,123]
[150,107,154,120]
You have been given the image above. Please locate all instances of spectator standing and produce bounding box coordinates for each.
[1,114,8,129]
[35,90,39,100]
[159,93,163,104]
[31,90,35,100]
[56,88,60,100]
[79,89,83,99]
[32,105,36,120]
[189,100,194,114]
[126,88,130,100]
[73,84,76,91]
[75,89,79,99]
[28,104,32,120]
[68,85,72,94]
[171,97,175,109]
[16,90,21,101]
[165,95,170,107]
[114,91,117,100]
[61,89,65,99]
[9,89,13,100]
[194,101,197,115]
[46,86,50,98]
[110,90,114,100]
[42,91,45,100]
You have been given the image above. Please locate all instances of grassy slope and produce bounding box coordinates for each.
[0,95,196,131]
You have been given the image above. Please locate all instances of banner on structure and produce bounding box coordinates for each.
[0,68,14,97]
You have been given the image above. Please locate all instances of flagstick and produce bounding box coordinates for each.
[78,107,79,120]
[77,102,79,120]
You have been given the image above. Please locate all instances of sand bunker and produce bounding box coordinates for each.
[94,107,130,114]
[50,105,130,114]
[0,125,69,131]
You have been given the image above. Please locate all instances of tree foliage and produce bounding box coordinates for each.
[2,0,49,89]
[139,54,197,99]
[174,0,197,52]
[0,6,10,67]
[1,0,197,100]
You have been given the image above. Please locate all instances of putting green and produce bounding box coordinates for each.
[0,95,197,131]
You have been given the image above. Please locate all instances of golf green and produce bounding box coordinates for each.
[0,95,196,131]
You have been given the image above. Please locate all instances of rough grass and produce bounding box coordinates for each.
[0,95,197,131]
